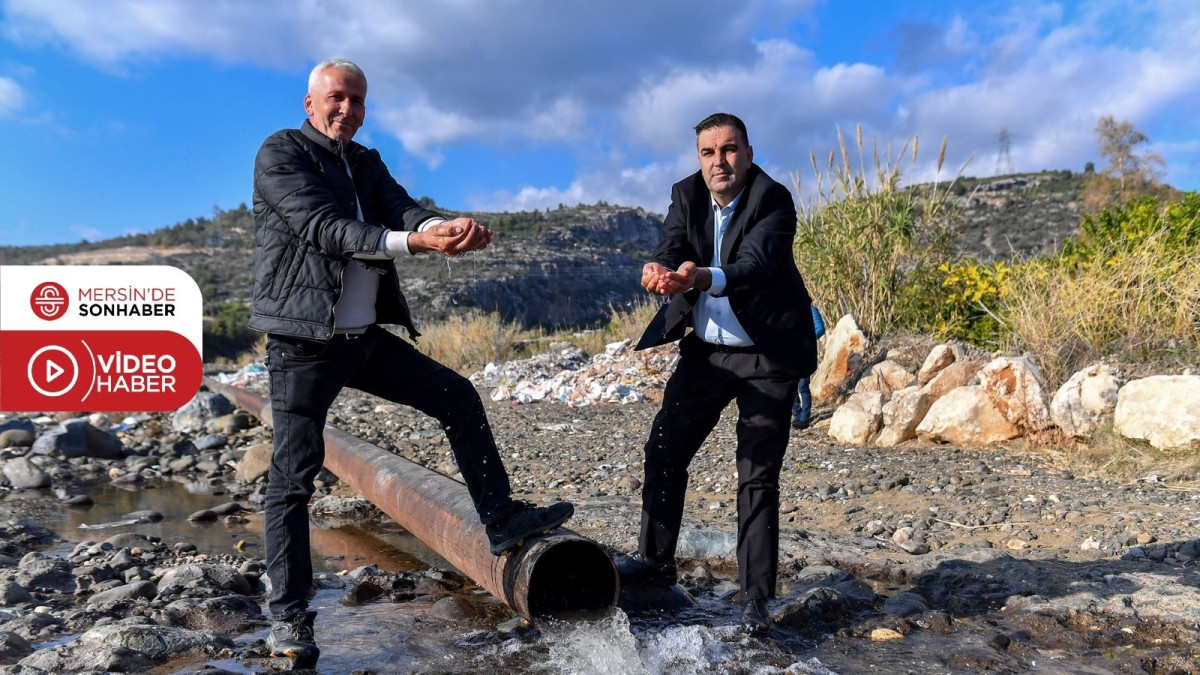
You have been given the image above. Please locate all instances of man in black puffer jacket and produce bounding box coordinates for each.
[251,57,573,667]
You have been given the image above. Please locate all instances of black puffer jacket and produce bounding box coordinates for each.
[249,121,442,341]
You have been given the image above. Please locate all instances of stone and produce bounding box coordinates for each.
[2,457,51,489]
[875,386,932,447]
[917,343,964,384]
[854,360,915,399]
[0,579,32,606]
[235,443,272,484]
[156,563,251,595]
[188,509,218,522]
[883,591,929,617]
[922,359,980,399]
[86,580,158,606]
[193,433,227,451]
[16,552,76,594]
[30,419,123,459]
[1114,375,1200,450]
[828,392,885,445]
[811,314,870,403]
[871,627,905,641]
[0,631,32,662]
[1050,363,1121,438]
[772,587,847,628]
[181,594,264,631]
[171,391,234,434]
[978,357,1052,432]
[103,533,159,551]
[18,623,230,671]
[0,427,35,449]
[122,509,164,523]
[427,595,478,621]
[916,386,1021,446]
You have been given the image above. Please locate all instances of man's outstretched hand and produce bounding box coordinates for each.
[641,261,711,295]
[410,217,492,256]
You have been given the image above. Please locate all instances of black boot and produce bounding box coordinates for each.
[485,500,574,554]
[615,552,678,587]
[267,610,319,666]
[739,595,771,636]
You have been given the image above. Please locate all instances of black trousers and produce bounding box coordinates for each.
[263,325,512,619]
[638,334,799,600]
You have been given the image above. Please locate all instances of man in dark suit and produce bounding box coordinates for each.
[621,113,818,634]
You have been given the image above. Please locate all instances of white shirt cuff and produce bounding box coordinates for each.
[706,267,727,295]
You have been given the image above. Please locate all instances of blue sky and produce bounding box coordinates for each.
[1,0,1197,247]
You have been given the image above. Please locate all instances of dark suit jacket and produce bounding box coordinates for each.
[635,164,818,377]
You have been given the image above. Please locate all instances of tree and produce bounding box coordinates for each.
[1082,115,1172,211]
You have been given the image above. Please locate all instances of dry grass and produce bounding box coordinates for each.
[793,124,968,336]
[1053,422,1200,488]
[1003,229,1200,385]
[414,296,663,374]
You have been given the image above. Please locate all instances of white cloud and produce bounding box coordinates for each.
[0,75,26,117]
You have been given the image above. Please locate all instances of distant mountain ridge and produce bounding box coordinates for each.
[0,170,1088,328]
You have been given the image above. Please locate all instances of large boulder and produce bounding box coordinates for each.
[1114,376,1200,450]
[978,357,1052,432]
[875,386,929,447]
[30,419,123,459]
[235,443,273,484]
[828,392,885,445]
[0,419,36,449]
[916,386,1021,446]
[157,563,251,595]
[16,552,76,593]
[811,315,870,403]
[853,360,915,399]
[1050,363,1121,438]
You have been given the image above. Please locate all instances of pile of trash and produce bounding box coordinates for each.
[210,363,268,389]
[470,339,679,406]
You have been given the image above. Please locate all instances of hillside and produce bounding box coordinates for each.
[0,170,1089,346]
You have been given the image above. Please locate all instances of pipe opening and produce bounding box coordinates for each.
[525,540,619,616]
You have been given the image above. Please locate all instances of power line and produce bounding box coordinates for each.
[995,126,1015,176]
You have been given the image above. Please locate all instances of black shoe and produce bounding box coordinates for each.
[485,500,574,554]
[791,417,810,430]
[615,552,678,587]
[739,595,772,636]
[267,610,319,666]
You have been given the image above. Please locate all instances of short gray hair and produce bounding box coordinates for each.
[308,58,367,91]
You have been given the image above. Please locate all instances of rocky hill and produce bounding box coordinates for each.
[0,170,1088,332]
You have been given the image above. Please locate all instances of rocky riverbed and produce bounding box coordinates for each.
[1,368,1199,672]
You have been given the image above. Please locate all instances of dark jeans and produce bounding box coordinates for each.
[638,335,799,600]
[264,325,511,620]
[791,377,811,423]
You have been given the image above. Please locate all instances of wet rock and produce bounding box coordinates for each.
[772,587,847,628]
[0,579,32,606]
[0,608,64,641]
[188,509,218,522]
[811,314,869,403]
[172,391,234,434]
[210,411,253,435]
[235,442,272,484]
[16,552,75,594]
[210,502,246,515]
[883,591,929,617]
[103,533,160,551]
[18,622,230,671]
[947,644,1014,670]
[828,392,884,445]
[917,386,1021,446]
[428,595,479,621]
[675,527,735,558]
[344,580,387,605]
[182,594,264,631]
[1114,375,1200,450]
[870,627,905,641]
[61,494,94,507]
[311,495,382,519]
[157,564,251,595]
[1050,363,1121,438]
[0,630,32,661]
[122,509,164,524]
[86,580,158,606]
[978,356,1052,432]
[832,579,879,606]
[1,457,50,489]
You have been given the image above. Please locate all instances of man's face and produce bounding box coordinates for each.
[697,125,753,206]
[304,67,367,142]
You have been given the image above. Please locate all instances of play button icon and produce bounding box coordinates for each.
[27,345,80,397]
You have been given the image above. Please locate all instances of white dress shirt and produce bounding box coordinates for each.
[692,192,754,346]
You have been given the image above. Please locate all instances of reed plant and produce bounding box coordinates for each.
[793,124,968,336]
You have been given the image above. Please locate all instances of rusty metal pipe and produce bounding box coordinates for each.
[205,377,618,619]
